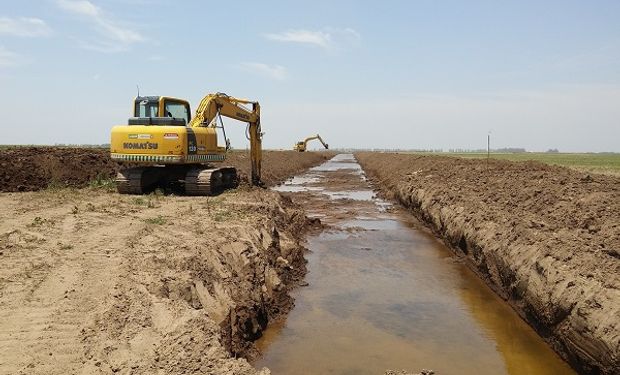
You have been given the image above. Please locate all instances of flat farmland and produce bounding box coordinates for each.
[410,152,620,176]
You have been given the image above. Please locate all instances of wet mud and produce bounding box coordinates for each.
[256,154,576,375]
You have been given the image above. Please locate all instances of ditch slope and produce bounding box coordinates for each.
[355,152,619,375]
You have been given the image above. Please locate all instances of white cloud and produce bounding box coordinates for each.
[56,0,145,52]
[264,29,331,48]
[0,46,24,67]
[57,0,100,17]
[0,17,52,37]
[263,27,361,50]
[239,62,287,81]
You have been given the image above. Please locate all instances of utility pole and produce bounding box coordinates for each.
[487,131,491,171]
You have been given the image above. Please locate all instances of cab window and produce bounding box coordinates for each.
[164,100,190,124]
[135,100,158,117]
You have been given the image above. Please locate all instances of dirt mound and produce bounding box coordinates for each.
[0,147,121,192]
[356,152,620,375]
[226,150,334,187]
[0,186,318,374]
[0,147,334,192]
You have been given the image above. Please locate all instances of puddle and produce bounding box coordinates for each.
[272,185,324,193]
[322,190,375,201]
[341,218,401,231]
[258,154,576,375]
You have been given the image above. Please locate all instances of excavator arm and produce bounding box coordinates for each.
[189,93,262,185]
[315,134,329,149]
[295,134,329,151]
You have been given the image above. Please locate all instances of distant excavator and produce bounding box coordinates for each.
[294,134,329,152]
[110,92,262,195]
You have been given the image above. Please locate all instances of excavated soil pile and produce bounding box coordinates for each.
[0,147,120,192]
[0,188,316,374]
[0,147,334,192]
[356,152,619,375]
[226,150,334,186]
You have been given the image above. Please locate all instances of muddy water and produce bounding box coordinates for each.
[256,154,575,375]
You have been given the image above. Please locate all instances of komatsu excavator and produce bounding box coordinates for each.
[110,93,262,195]
[294,134,329,152]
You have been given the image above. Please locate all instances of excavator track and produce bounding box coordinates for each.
[115,167,162,194]
[184,167,238,196]
[116,166,239,196]
[115,168,147,194]
[184,168,214,196]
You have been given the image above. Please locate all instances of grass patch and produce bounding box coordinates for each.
[212,208,247,222]
[144,216,166,225]
[132,197,146,205]
[132,197,156,208]
[46,178,66,191]
[58,242,74,250]
[213,211,233,222]
[89,173,116,190]
[27,216,55,227]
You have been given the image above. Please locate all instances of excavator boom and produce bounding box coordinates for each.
[189,93,262,184]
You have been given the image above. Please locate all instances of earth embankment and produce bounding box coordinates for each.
[0,147,334,192]
[355,152,619,375]
[0,149,331,374]
[0,187,315,374]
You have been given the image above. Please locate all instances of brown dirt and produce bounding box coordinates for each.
[0,147,334,192]
[0,147,122,192]
[227,150,334,187]
[0,160,324,374]
[356,152,620,375]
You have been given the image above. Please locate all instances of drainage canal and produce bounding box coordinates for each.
[255,154,575,375]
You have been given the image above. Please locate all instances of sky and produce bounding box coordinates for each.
[1,0,619,152]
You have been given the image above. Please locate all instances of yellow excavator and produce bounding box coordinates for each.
[294,134,329,152]
[110,92,262,195]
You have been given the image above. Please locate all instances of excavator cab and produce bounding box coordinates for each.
[129,96,190,126]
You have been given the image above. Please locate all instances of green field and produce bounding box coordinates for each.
[429,152,620,176]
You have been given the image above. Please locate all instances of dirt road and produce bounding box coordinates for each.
[0,150,330,374]
[0,147,334,192]
[356,152,620,375]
